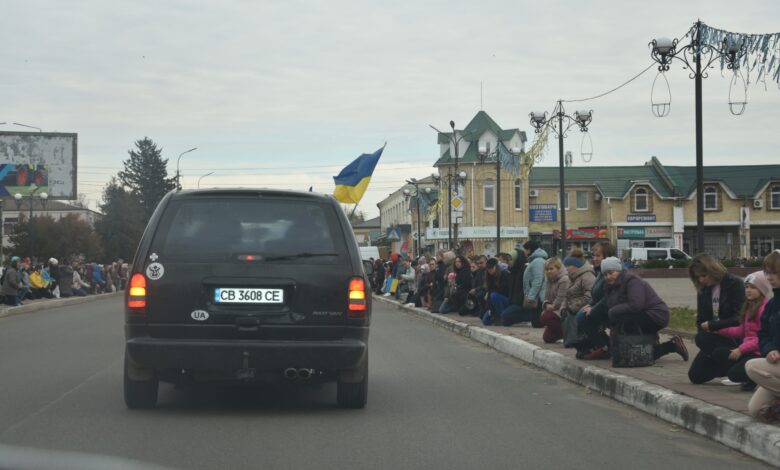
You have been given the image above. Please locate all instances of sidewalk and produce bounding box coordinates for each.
[0,291,122,319]
[375,295,780,467]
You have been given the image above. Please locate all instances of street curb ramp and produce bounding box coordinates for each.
[375,295,780,467]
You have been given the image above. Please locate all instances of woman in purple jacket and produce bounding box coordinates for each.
[592,257,688,361]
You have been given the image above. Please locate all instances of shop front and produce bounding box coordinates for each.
[682,225,740,259]
[566,227,609,254]
[750,226,780,258]
[425,226,529,256]
[616,225,675,257]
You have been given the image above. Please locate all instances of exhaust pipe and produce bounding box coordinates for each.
[284,368,299,380]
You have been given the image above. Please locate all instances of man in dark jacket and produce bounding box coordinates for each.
[508,242,528,306]
[464,256,487,316]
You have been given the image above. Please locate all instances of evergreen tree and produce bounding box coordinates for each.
[117,137,176,221]
[95,177,145,261]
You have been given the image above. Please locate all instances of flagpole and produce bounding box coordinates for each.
[350,204,358,219]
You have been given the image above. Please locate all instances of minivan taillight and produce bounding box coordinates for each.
[348,277,366,316]
[127,273,147,312]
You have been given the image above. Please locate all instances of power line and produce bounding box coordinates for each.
[562,63,655,103]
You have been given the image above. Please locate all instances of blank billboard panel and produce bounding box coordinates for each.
[0,132,77,199]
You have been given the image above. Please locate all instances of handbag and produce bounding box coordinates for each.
[390,278,399,294]
[562,311,587,347]
[611,320,655,368]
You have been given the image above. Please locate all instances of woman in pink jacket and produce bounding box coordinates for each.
[712,271,773,391]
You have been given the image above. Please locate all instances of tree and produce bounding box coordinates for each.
[118,137,176,221]
[341,205,365,224]
[9,214,104,262]
[95,177,145,262]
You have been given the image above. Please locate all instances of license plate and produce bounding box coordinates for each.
[214,288,284,304]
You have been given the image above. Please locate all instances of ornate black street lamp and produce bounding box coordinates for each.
[430,122,472,251]
[14,185,47,261]
[529,103,593,257]
[477,141,522,255]
[649,22,746,253]
[430,170,467,252]
[403,179,432,259]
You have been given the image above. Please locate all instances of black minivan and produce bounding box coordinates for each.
[124,189,371,409]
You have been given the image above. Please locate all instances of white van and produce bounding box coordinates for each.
[358,246,380,261]
[628,247,691,261]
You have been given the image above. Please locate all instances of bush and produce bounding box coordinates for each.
[640,259,673,269]
[744,258,765,267]
[639,259,689,269]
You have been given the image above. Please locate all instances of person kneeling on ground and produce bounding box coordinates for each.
[439,255,472,314]
[481,257,511,325]
[706,271,772,391]
[687,254,745,384]
[745,250,780,421]
[539,257,571,343]
[29,264,54,299]
[582,257,688,362]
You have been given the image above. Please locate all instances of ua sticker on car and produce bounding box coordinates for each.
[191,310,209,321]
[146,262,165,280]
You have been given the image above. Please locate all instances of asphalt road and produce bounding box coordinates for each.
[0,297,768,469]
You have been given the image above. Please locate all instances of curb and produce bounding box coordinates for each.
[375,295,780,467]
[0,292,122,319]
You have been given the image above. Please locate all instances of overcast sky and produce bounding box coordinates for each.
[3,0,779,218]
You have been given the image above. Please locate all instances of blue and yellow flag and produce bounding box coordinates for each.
[332,145,385,204]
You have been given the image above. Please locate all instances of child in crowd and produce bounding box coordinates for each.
[707,272,772,390]
[746,250,780,421]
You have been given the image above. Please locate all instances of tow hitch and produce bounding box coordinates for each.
[236,351,256,381]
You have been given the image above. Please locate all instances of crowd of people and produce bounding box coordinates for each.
[1,256,129,306]
[371,242,780,423]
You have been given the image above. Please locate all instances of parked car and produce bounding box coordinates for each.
[124,189,371,409]
[628,247,691,262]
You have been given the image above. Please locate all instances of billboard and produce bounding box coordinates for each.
[0,131,77,199]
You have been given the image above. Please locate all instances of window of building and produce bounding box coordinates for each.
[557,192,570,210]
[771,184,780,210]
[484,179,495,210]
[514,179,522,210]
[635,188,649,212]
[576,191,588,210]
[704,186,718,210]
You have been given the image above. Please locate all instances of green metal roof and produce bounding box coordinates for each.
[434,111,527,166]
[529,165,676,198]
[528,160,780,199]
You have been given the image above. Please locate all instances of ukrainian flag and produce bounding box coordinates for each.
[332,145,385,204]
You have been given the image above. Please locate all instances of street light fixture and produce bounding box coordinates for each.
[429,122,473,252]
[477,141,521,255]
[529,102,593,257]
[649,22,746,254]
[14,184,46,261]
[197,171,214,189]
[403,178,430,259]
[175,147,198,191]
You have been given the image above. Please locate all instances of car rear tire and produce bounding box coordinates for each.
[337,355,368,409]
[123,355,159,409]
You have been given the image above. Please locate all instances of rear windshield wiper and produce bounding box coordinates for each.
[264,252,339,261]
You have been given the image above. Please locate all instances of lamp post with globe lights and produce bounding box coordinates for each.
[529,103,593,257]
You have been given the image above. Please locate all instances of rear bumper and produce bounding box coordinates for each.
[126,334,368,371]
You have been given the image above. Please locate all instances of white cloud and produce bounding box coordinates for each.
[3,0,780,216]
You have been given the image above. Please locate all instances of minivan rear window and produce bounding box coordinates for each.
[151,197,348,263]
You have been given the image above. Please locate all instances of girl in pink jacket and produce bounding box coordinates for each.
[714,271,773,391]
